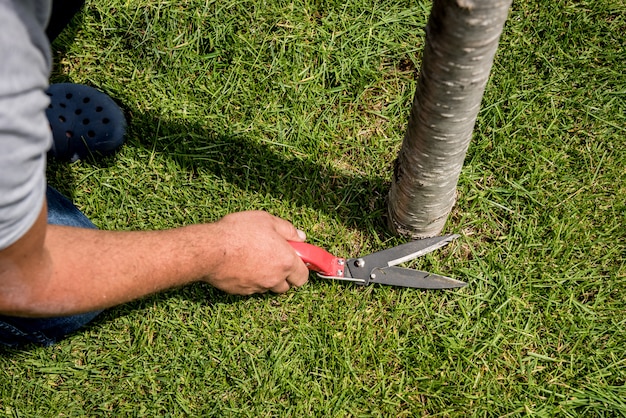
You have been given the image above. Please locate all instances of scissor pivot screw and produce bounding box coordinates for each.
[354,258,365,268]
[338,259,345,266]
[337,270,344,276]
[370,273,376,280]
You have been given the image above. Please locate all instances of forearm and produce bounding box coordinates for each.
[4,222,218,317]
[46,224,215,314]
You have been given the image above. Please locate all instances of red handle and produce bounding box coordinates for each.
[289,242,345,277]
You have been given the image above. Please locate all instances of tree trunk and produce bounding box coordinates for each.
[388,0,512,238]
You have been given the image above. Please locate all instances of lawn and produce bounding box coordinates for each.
[1,0,625,416]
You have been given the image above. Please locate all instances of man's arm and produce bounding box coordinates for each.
[0,3,309,318]
[0,203,309,317]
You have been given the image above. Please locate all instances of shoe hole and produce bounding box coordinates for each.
[48,104,53,109]
[83,118,90,125]
[102,118,110,124]
[75,109,82,115]
[83,97,90,104]
[66,93,73,99]
[46,92,52,97]
[60,103,66,108]
[66,131,73,138]
[87,130,96,138]
[58,115,66,123]
[95,106,103,112]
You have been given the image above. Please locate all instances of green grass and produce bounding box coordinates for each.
[1,0,625,415]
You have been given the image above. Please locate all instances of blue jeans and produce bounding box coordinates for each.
[0,187,102,348]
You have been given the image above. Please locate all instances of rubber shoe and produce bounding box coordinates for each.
[46,83,126,162]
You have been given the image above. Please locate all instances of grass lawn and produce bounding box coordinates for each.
[1,0,625,415]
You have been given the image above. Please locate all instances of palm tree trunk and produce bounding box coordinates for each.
[388,0,512,238]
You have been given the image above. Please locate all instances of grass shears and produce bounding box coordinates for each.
[290,234,466,289]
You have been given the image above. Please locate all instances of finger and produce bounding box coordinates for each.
[270,279,291,294]
[270,215,307,242]
[286,256,310,288]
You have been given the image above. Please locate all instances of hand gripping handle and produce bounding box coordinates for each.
[289,242,346,278]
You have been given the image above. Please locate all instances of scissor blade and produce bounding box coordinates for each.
[367,234,460,268]
[370,266,467,289]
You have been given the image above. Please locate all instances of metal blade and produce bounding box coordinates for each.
[344,234,461,282]
[369,266,467,289]
[296,235,460,281]
[383,234,460,267]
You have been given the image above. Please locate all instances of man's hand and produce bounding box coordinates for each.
[204,211,310,295]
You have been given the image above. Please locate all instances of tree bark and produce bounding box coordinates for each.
[388,0,512,238]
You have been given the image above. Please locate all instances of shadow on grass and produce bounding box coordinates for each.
[48,102,395,238]
[127,107,392,233]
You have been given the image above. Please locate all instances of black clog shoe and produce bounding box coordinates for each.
[46,83,126,162]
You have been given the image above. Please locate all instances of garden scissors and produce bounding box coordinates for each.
[290,234,466,289]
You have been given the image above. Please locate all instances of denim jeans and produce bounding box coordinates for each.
[0,187,102,348]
